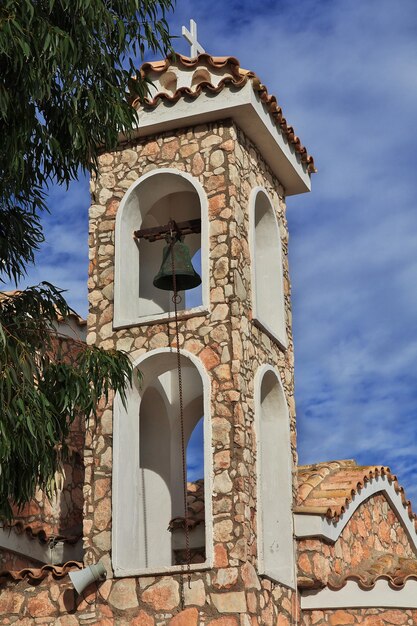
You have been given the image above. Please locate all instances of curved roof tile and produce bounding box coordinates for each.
[296,459,417,528]
[327,551,417,591]
[0,561,82,585]
[133,53,316,174]
[2,519,81,545]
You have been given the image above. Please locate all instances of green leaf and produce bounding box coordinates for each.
[0,0,172,520]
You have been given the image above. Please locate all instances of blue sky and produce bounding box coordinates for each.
[9,1,417,501]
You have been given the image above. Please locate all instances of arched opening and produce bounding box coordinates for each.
[185,249,202,310]
[256,366,294,587]
[112,349,211,575]
[250,188,287,347]
[115,169,208,327]
[177,416,205,565]
[187,416,204,482]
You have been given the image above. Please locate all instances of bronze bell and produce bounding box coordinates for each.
[153,235,202,292]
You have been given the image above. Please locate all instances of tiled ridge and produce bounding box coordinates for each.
[327,551,417,590]
[133,53,316,174]
[0,561,82,585]
[296,460,417,529]
[1,520,81,545]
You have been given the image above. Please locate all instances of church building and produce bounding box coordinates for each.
[0,27,417,626]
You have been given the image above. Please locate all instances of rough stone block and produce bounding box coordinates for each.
[108,578,138,610]
[211,591,247,613]
[142,578,180,611]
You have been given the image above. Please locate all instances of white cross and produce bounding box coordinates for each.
[182,19,205,58]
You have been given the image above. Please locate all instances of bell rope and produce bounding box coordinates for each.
[168,231,192,598]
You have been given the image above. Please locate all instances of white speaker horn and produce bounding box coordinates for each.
[69,562,106,595]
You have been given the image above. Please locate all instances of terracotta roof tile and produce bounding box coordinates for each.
[2,520,81,545]
[0,561,82,585]
[327,551,417,590]
[295,460,417,529]
[169,479,205,531]
[133,53,316,174]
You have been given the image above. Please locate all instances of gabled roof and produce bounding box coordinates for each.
[296,459,417,529]
[168,480,205,532]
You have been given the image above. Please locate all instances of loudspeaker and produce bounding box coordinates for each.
[69,562,106,595]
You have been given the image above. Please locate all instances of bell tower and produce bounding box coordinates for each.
[86,49,314,624]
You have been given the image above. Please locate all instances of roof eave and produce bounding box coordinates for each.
[127,81,311,197]
[0,525,83,565]
[300,578,417,610]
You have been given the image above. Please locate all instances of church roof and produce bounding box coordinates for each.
[296,459,417,529]
[133,53,316,176]
[327,551,417,591]
[187,479,205,526]
[168,479,205,531]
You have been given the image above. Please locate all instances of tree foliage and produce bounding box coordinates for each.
[0,285,134,518]
[0,0,174,517]
[0,0,174,260]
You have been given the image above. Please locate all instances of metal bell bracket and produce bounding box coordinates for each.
[133,218,201,243]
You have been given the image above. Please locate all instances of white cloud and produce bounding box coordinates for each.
[7,1,417,502]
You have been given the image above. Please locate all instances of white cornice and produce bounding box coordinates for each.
[301,579,417,610]
[131,81,311,197]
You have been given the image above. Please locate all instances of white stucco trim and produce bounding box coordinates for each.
[112,347,213,577]
[114,168,210,329]
[0,527,83,565]
[113,305,209,330]
[249,187,288,349]
[294,474,417,551]
[112,561,212,579]
[254,364,295,589]
[301,579,417,609]
[131,81,311,196]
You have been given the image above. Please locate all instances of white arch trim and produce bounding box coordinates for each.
[114,168,210,328]
[294,474,417,551]
[301,579,417,610]
[249,187,288,349]
[112,347,213,577]
[254,364,295,588]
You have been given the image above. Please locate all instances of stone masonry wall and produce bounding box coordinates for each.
[302,608,417,625]
[0,571,298,624]
[82,119,298,623]
[298,494,416,589]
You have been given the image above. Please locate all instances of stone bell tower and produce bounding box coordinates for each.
[86,48,315,624]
